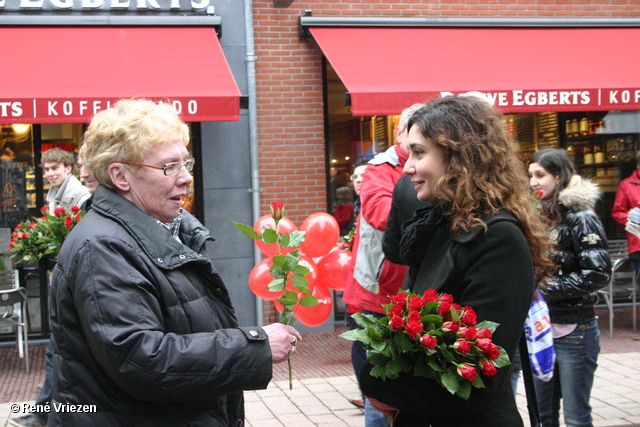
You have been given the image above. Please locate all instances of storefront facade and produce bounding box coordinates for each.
[1,1,639,338]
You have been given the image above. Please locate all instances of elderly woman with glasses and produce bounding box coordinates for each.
[48,99,300,427]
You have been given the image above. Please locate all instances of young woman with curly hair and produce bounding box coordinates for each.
[358,95,555,427]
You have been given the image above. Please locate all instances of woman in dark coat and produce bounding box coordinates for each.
[529,148,611,427]
[48,99,300,426]
[358,95,554,426]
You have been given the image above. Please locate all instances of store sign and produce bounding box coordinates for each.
[0,0,209,11]
[0,97,234,123]
[441,89,640,111]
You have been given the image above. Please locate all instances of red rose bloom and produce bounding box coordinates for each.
[64,219,73,229]
[21,232,28,239]
[439,293,454,304]
[461,307,478,326]
[389,304,404,317]
[391,292,408,308]
[71,206,81,213]
[270,200,285,221]
[481,359,498,376]
[408,295,424,311]
[54,207,66,217]
[458,364,477,381]
[476,339,500,359]
[28,223,36,230]
[75,214,82,222]
[40,206,49,215]
[476,328,493,339]
[420,335,438,348]
[437,301,451,316]
[442,321,459,333]
[459,327,477,340]
[423,289,438,302]
[389,315,405,331]
[407,310,422,323]
[536,189,544,199]
[454,340,472,354]
[405,320,424,339]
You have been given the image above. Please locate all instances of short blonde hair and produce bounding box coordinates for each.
[83,99,190,188]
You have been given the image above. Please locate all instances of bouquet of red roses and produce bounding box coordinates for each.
[340,289,510,400]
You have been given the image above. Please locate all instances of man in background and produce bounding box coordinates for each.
[342,103,423,426]
[41,148,90,212]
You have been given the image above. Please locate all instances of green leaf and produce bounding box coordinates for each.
[232,222,260,239]
[339,328,371,344]
[279,233,291,248]
[294,264,310,276]
[422,314,442,328]
[299,294,319,307]
[456,380,472,400]
[267,278,286,292]
[277,291,299,307]
[262,228,278,244]
[475,320,499,333]
[282,252,300,271]
[370,365,386,380]
[272,255,286,268]
[441,369,460,395]
[286,230,306,247]
[471,375,485,389]
[290,274,310,292]
[492,349,512,368]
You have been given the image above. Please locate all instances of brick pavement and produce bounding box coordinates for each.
[1,307,640,426]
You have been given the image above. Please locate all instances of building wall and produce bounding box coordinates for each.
[249,1,639,323]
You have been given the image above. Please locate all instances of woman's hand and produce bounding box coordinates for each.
[262,323,302,364]
[366,397,398,418]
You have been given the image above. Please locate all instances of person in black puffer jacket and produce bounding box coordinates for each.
[529,148,611,427]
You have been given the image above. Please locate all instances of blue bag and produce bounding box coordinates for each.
[524,290,555,382]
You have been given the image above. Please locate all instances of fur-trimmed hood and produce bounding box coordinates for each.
[558,175,602,212]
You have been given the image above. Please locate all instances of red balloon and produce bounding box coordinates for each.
[273,282,333,327]
[299,213,340,258]
[248,259,283,300]
[296,283,333,327]
[316,249,352,291]
[253,215,298,257]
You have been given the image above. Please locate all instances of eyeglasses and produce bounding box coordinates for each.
[350,173,364,181]
[121,158,195,176]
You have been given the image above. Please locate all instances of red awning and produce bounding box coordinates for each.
[0,27,240,123]
[309,27,640,115]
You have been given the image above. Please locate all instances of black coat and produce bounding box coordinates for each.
[541,176,611,324]
[49,186,273,426]
[359,204,533,427]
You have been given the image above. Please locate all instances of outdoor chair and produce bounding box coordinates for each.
[0,269,30,373]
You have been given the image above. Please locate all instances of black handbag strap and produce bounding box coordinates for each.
[519,333,542,427]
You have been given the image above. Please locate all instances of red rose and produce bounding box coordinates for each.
[21,232,28,239]
[423,289,438,302]
[391,292,408,308]
[439,293,454,304]
[535,189,544,199]
[461,307,478,326]
[405,320,424,339]
[476,339,500,359]
[64,219,73,229]
[389,315,405,331]
[454,340,472,354]
[71,206,81,213]
[408,295,424,311]
[442,321,459,333]
[389,304,404,317]
[420,335,438,348]
[407,310,422,323]
[28,223,36,230]
[270,200,285,221]
[65,214,72,221]
[75,214,82,222]
[40,206,49,215]
[54,207,66,217]
[459,327,477,340]
[452,303,462,311]
[481,359,498,376]
[8,242,14,249]
[476,328,493,339]
[458,364,477,381]
[437,301,451,316]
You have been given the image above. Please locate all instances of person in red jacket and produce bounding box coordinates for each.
[342,103,423,426]
[611,151,640,340]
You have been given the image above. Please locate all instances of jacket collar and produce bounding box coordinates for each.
[91,185,212,269]
[557,175,601,212]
